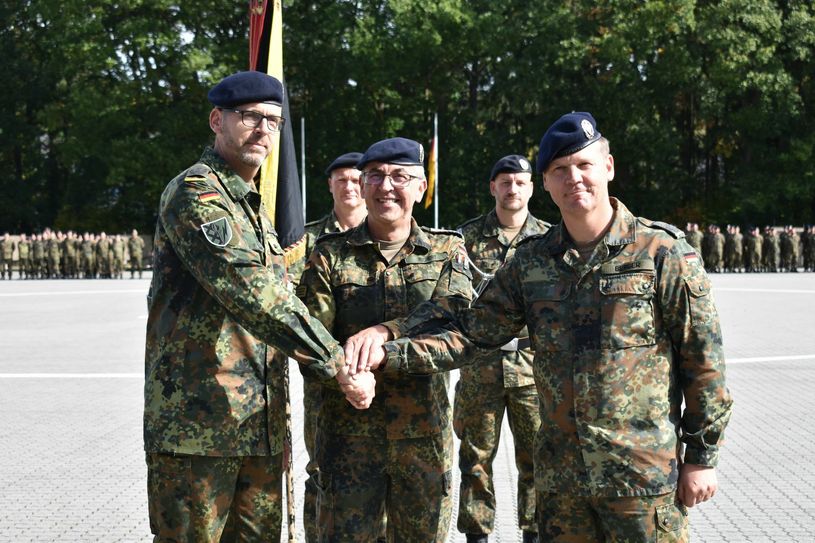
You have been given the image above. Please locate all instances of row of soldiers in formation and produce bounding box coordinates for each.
[685,223,815,273]
[0,229,146,280]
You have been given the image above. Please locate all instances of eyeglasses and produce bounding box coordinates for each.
[362,170,422,188]
[220,108,285,132]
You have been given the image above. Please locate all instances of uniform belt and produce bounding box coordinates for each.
[499,337,531,352]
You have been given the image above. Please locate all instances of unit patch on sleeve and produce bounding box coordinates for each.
[201,217,233,247]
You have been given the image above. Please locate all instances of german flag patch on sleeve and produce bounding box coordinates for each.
[197,191,220,203]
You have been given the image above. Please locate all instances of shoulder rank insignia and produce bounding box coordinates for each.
[201,217,232,247]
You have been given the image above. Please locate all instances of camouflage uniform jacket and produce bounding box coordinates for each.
[685,230,703,255]
[457,209,549,387]
[145,147,344,457]
[47,238,61,259]
[32,239,44,259]
[287,210,346,286]
[0,239,13,261]
[385,199,733,497]
[297,218,472,439]
[127,236,144,257]
[112,237,125,259]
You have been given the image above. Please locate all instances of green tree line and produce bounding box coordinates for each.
[2,0,813,233]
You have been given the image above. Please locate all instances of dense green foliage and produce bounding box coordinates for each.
[2,0,813,233]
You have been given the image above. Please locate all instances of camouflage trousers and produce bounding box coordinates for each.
[146,452,282,543]
[536,491,688,542]
[302,378,322,543]
[130,255,143,277]
[315,426,454,542]
[453,380,539,534]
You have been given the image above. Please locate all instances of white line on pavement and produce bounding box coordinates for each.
[0,373,142,378]
[715,287,815,294]
[727,354,815,364]
[0,289,146,297]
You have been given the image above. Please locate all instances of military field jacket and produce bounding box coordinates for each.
[386,199,733,497]
[287,210,347,286]
[457,210,550,387]
[144,147,344,457]
[297,218,472,439]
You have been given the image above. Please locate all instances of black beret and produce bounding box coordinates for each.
[536,112,601,173]
[357,137,424,170]
[207,71,284,108]
[490,154,533,181]
[324,152,363,176]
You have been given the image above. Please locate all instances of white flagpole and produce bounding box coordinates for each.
[433,113,439,228]
[300,117,306,221]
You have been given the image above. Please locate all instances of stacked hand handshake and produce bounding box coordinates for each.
[334,324,390,409]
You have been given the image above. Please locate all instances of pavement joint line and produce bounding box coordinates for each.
[0,289,146,297]
[726,354,815,364]
[714,287,815,294]
[0,373,142,379]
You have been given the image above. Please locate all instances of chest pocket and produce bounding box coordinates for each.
[599,272,656,349]
[401,253,445,304]
[527,280,572,353]
[332,266,382,333]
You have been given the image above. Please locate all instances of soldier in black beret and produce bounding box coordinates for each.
[144,71,375,542]
[298,136,474,541]
[343,112,733,543]
[294,149,367,542]
[454,153,549,543]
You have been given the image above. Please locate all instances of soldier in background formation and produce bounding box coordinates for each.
[454,155,547,543]
[0,228,148,279]
[684,223,811,272]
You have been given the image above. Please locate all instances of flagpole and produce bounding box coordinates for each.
[301,117,306,221]
[433,113,439,228]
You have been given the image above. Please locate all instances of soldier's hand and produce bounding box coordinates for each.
[677,463,718,507]
[344,325,391,374]
[335,364,376,409]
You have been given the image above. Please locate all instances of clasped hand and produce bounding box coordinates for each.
[343,325,390,375]
[335,363,376,409]
[334,325,391,409]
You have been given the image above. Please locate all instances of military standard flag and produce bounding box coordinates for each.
[249,0,305,259]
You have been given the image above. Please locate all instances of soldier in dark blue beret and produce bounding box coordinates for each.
[454,152,549,543]
[343,112,733,543]
[298,136,474,541]
[294,149,367,542]
[144,71,375,542]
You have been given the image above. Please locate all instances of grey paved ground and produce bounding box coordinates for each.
[1,272,814,542]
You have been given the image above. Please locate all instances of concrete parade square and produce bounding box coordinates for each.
[1,272,814,542]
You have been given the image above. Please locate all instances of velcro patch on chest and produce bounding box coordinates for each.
[201,216,233,247]
[600,259,655,275]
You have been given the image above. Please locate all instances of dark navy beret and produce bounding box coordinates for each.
[357,137,424,170]
[207,71,284,108]
[490,154,533,180]
[536,112,601,173]
[325,152,363,176]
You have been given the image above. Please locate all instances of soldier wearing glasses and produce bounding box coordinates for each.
[295,151,367,543]
[144,71,374,543]
[297,137,473,542]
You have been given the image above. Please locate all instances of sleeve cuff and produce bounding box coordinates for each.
[381,320,403,340]
[380,342,404,375]
[683,446,719,467]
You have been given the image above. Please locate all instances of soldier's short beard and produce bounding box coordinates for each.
[239,150,266,168]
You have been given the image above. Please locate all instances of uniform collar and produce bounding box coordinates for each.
[545,198,636,255]
[200,147,254,201]
[346,218,430,254]
[483,209,541,246]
